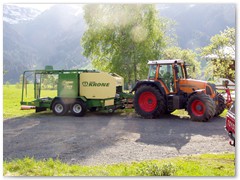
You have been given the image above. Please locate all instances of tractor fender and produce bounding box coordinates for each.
[187,89,205,99]
[131,81,166,96]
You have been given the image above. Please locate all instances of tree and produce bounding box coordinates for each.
[81,4,175,84]
[162,47,201,78]
[41,74,57,90]
[201,27,235,83]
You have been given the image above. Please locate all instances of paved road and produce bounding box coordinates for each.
[3,112,235,165]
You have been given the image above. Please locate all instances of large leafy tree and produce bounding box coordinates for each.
[81,4,174,84]
[201,27,235,83]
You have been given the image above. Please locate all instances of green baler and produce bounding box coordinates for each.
[20,66,133,116]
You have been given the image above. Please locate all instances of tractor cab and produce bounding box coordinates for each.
[148,59,186,94]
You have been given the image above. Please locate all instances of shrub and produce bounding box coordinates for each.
[136,162,176,176]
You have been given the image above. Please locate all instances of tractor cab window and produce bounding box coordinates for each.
[158,64,174,92]
[148,65,157,79]
[175,64,184,79]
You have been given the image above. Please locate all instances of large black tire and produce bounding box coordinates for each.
[187,93,215,122]
[215,93,226,116]
[165,109,174,114]
[52,100,68,116]
[71,100,87,117]
[134,85,166,119]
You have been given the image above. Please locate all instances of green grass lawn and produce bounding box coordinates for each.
[3,153,235,176]
[3,84,56,119]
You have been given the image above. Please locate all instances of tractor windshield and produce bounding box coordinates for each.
[148,65,157,79]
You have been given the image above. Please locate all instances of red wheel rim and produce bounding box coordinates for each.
[138,92,157,112]
[191,100,205,116]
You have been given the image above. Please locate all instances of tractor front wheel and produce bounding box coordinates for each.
[215,93,226,116]
[187,93,215,122]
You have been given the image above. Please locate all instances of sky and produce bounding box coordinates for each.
[3,0,239,12]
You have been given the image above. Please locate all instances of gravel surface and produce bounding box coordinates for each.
[3,112,235,165]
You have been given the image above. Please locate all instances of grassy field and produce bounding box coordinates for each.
[3,153,235,176]
[3,84,56,119]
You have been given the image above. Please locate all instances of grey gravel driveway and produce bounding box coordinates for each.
[3,112,235,165]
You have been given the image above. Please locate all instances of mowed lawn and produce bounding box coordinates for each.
[4,153,235,176]
[3,84,56,119]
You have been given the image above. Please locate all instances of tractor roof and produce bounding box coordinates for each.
[148,59,184,65]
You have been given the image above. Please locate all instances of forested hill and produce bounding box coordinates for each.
[158,4,235,49]
[3,4,235,83]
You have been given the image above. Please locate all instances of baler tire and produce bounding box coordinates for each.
[134,85,166,119]
[52,100,68,116]
[215,93,226,116]
[187,93,215,122]
[71,100,87,117]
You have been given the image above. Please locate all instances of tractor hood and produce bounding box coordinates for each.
[179,79,216,97]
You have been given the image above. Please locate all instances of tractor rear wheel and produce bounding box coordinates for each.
[134,85,166,119]
[71,100,87,117]
[215,93,226,116]
[187,93,215,122]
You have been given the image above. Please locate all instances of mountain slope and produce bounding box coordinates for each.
[3,4,235,83]
[3,4,88,83]
[3,22,41,82]
[3,5,41,24]
[158,4,235,49]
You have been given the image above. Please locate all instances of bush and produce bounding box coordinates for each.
[136,162,176,176]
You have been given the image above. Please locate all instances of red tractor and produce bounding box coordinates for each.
[131,59,226,122]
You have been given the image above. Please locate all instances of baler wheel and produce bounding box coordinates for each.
[71,100,87,117]
[52,100,68,116]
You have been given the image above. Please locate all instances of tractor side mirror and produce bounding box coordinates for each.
[193,66,195,73]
